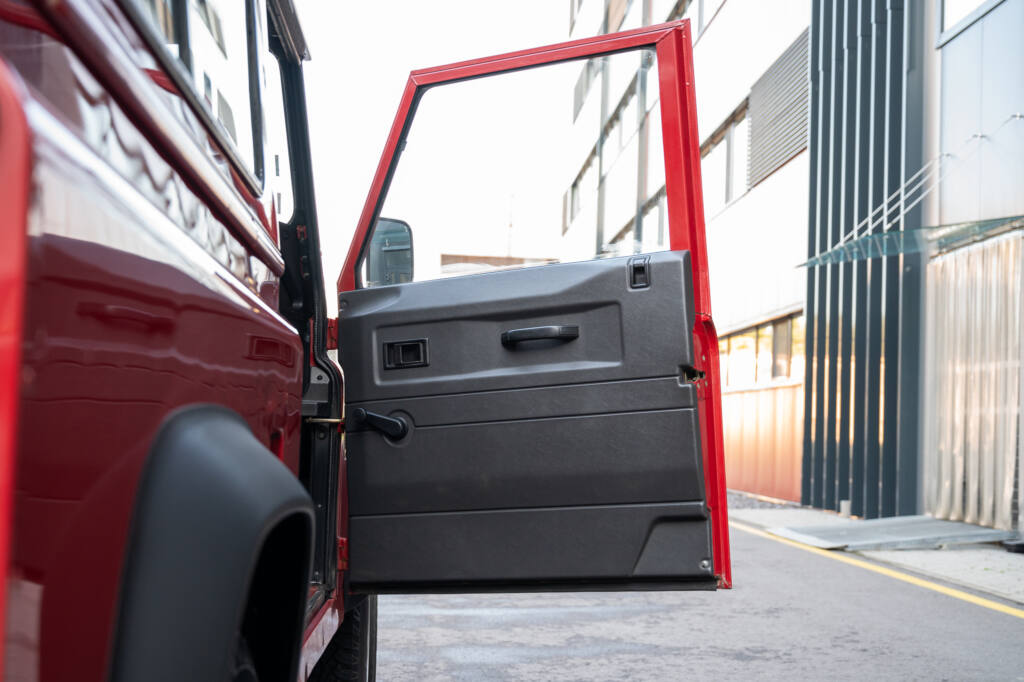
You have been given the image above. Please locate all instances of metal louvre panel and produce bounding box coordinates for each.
[748,28,809,188]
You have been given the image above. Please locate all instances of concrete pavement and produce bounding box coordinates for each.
[374,495,1024,680]
[731,500,1024,605]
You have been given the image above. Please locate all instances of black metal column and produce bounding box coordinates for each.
[822,1,844,512]
[806,0,832,508]
[849,0,874,518]
[896,0,925,515]
[879,0,905,518]
[802,0,822,507]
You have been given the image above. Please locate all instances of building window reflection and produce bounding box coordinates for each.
[720,313,805,388]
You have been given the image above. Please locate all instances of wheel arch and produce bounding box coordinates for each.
[110,404,314,682]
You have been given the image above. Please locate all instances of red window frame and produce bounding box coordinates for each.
[337,20,731,587]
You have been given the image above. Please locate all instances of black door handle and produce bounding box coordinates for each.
[501,325,579,347]
[351,408,408,439]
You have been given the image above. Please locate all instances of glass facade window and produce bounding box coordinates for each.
[188,0,258,173]
[772,316,792,378]
[607,0,629,32]
[720,314,805,388]
[620,0,643,32]
[603,129,640,241]
[645,102,665,196]
[726,330,757,387]
[681,0,699,42]
[942,0,986,31]
[756,323,773,384]
[703,0,725,27]
[569,0,584,30]
[701,141,727,217]
[571,153,597,225]
[790,314,806,380]
[568,46,666,260]
[263,49,293,223]
[718,337,730,385]
[652,0,679,24]
[572,58,600,121]
[133,0,262,179]
[362,48,666,286]
[639,193,666,252]
[621,93,638,147]
[728,115,748,201]
[702,112,749,217]
[137,0,179,53]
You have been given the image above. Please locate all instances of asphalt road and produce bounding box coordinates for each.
[375,516,1024,680]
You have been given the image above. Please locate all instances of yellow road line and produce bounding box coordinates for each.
[729,520,1024,620]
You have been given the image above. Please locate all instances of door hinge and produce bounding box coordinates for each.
[305,417,344,430]
[337,537,348,570]
[326,318,338,351]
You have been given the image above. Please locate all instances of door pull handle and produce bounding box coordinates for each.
[501,325,579,347]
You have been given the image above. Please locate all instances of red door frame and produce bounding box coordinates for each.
[337,20,731,588]
[0,57,31,668]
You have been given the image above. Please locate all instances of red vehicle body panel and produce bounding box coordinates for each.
[0,2,302,680]
[337,20,731,588]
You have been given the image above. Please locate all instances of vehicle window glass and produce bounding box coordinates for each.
[263,51,294,223]
[133,0,262,180]
[359,48,666,288]
[188,0,258,174]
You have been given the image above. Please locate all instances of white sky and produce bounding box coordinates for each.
[379,57,579,280]
[297,1,570,310]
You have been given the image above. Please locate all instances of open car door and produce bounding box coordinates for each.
[336,21,730,593]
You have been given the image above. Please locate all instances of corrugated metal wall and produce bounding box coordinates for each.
[924,233,1022,531]
[803,0,924,517]
[724,383,804,502]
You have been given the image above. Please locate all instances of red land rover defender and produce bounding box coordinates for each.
[0,1,729,680]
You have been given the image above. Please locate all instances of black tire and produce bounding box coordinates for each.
[230,636,259,682]
[308,596,378,682]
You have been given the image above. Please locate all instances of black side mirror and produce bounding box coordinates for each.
[365,217,413,286]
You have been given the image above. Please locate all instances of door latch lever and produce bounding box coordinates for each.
[352,408,408,439]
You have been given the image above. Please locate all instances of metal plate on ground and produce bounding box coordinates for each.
[770,515,1019,551]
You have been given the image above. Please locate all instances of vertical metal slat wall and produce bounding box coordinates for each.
[803,0,923,517]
